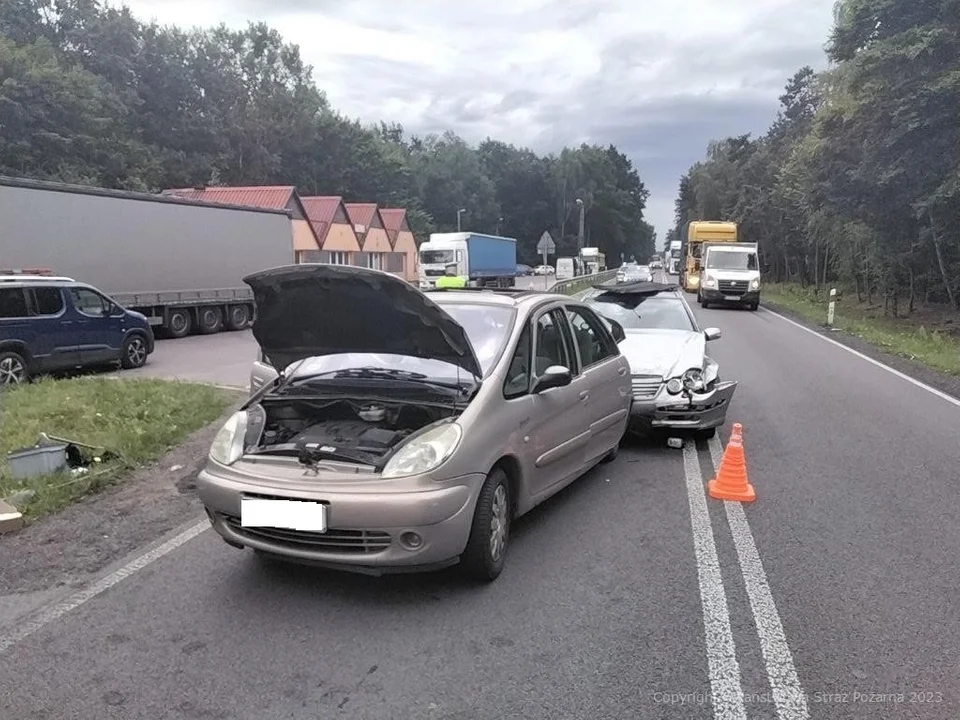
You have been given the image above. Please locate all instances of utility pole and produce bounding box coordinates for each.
[457,208,466,232]
[576,198,585,275]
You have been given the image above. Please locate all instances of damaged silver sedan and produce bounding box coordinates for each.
[582,281,737,440]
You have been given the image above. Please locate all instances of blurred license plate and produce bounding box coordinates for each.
[724,295,740,301]
[241,497,327,532]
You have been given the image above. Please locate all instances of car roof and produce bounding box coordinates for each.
[424,288,571,308]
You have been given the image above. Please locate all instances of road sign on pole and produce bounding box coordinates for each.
[536,231,556,289]
[536,231,556,255]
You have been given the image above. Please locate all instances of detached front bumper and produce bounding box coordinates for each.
[701,287,760,305]
[629,380,738,432]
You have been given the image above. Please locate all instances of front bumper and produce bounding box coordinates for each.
[701,287,760,304]
[197,463,487,574]
[629,380,738,432]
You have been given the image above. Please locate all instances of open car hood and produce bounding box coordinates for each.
[244,264,483,378]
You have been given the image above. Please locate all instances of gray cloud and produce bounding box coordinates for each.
[121,0,836,235]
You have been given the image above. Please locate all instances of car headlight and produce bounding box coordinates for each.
[381,422,463,478]
[667,368,705,394]
[704,275,717,288]
[209,411,248,466]
[750,278,760,290]
[682,368,705,391]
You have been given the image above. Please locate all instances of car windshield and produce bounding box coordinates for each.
[421,249,455,264]
[589,295,694,332]
[286,303,515,381]
[707,250,758,270]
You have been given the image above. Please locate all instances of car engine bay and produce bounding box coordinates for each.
[246,398,458,463]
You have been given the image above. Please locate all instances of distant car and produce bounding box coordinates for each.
[650,259,663,270]
[0,271,154,385]
[516,264,534,276]
[201,264,633,582]
[582,280,737,440]
[534,264,555,276]
[615,264,652,283]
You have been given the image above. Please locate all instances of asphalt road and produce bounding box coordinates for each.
[3,276,959,719]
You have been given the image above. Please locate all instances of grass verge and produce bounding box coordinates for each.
[763,283,960,375]
[0,377,236,519]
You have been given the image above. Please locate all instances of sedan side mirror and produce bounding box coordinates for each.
[704,327,722,341]
[608,319,626,343]
[532,365,572,394]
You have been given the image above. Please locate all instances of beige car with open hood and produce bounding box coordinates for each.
[198,264,632,582]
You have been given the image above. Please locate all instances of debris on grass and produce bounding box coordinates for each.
[0,377,237,520]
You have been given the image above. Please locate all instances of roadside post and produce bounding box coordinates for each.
[537,231,556,290]
[827,288,836,326]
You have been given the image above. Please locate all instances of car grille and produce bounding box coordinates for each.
[425,269,445,277]
[631,375,662,399]
[718,280,748,295]
[223,515,392,555]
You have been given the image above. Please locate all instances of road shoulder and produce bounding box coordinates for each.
[763,300,960,403]
[0,402,239,598]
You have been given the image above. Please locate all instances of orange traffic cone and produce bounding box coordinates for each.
[707,423,756,503]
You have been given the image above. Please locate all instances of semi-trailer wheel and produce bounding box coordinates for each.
[225,304,250,331]
[165,308,192,338]
[199,306,223,334]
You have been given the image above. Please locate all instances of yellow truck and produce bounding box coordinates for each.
[681,221,738,293]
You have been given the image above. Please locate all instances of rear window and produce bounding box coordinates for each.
[33,287,65,315]
[0,288,28,318]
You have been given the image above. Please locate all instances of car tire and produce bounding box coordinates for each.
[695,427,717,440]
[748,302,759,311]
[0,350,29,385]
[120,334,149,370]
[601,443,620,463]
[461,467,511,582]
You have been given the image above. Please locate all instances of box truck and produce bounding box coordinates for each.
[418,232,517,289]
[0,176,296,338]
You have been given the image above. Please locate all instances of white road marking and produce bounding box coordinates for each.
[0,520,209,655]
[681,442,748,720]
[708,436,810,720]
[762,307,960,410]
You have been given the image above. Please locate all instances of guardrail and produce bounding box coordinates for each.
[548,269,618,295]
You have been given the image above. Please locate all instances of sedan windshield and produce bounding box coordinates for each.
[589,296,694,332]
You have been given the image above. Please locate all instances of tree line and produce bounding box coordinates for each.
[0,0,656,265]
[670,0,959,316]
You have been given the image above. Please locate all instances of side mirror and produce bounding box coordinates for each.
[532,365,572,394]
[607,318,626,343]
[704,327,722,341]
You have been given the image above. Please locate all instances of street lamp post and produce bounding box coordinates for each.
[575,198,585,275]
[457,208,466,232]
[496,217,503,235]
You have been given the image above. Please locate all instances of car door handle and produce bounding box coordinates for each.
[618,367,627,376]
[579,391,589,401]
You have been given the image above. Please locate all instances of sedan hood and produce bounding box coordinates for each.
[244,264,483,378]
[617,329,706,378]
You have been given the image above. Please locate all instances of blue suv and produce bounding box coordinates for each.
[0,273,154,385]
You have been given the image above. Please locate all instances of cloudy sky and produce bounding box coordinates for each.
[118,0,836,239]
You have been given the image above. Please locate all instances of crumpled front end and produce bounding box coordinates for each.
[628,376,738,432]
